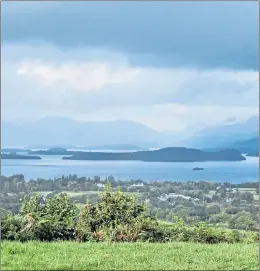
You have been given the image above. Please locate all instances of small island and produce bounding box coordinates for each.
[1,154,42,160]
[192,167,204,171]
[62,147,246,162]
[28,145,147,155]
[85,144,147,151]
[28,148,70,155]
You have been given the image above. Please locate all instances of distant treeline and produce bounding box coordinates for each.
[0,174,259,232]
[1,185,258,244]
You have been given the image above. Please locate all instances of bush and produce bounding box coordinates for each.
[156,219,241,244]
[19,193,77,241]
[1,212,35,241]
[184,224,236,244]
[1,184,257,244]
[76,183,156,242]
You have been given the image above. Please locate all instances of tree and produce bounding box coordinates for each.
[212,194,219,202]
[241,192,254,203]
[20,193,77,241]
[76,182,156,242]
[229,211,256,231]
[207,204,221,215]
[190,205,208,220]
[208,213,229,225]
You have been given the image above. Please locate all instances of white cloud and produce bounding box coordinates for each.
[17,60,142,91]
[2,44,258,133]
[16,58,258,108]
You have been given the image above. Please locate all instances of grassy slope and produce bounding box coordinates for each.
[2,241,258,270]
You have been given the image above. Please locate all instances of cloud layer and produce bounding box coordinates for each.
[15,56,258,109]
[2,2,258,135]
[17,61,141,91]
[2,1,258,69]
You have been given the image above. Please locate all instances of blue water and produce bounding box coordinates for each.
[1,154,258,183]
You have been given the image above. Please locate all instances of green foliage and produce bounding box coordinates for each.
[20,193,77,241]
[240,192,254,203]
[154,217,257,244]
[229,211,257,231]
[1,182,258,244]
[1,175,259,233]
[208,212,229,224]
[1,212,35,241]
[76,183,156,242]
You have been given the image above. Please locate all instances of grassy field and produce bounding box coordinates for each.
[2,241,258,270]
[38,190,141,196]
[38,191,98,197]
[38,189,260,202]
[237,188,257,192]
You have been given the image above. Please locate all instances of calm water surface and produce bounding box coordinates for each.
[1,153,258,183]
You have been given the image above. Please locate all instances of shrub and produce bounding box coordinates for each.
[1,185,257,244]
[156,218,241,244]
[20,193,77,241]
[185,224,236,244]
[76,183,156,242]
[1,212,35,241]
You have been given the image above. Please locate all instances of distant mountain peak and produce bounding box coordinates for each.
[2,117,161,147]
[184,115,258,149]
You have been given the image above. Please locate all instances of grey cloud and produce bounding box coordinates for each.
[2,1,258,70]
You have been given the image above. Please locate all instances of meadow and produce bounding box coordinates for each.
[2,241,258,270]
[1,178,259,271]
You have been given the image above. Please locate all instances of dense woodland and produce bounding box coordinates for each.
[1,174,259,232]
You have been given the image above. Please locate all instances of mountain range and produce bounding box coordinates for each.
[228,137,258,154]
[2,116,258,152]
[184,116,258,150]
[1,117,167,148]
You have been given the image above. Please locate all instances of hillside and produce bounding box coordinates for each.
[2,117,163,148]
[185,116,258,149]
[229,137,258,155]
[63,147,246,162]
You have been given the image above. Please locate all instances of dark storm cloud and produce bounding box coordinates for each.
[2,1,258,69]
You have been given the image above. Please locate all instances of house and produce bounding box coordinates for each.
[157,193,191,202]
[132,183,144,187]
[96,183,105,188]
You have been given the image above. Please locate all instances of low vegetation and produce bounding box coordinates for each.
[1,182,258,244]
[1,174,259,232]
[1,176,258,270]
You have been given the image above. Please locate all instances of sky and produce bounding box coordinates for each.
[2,1,259,134]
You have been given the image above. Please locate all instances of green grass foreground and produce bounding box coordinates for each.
[2,241,258,270]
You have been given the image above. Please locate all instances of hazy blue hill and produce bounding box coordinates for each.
[2,117,163,148]
[185,116,258,149]
[229,137,258,154]
[63,147,246,162]
[3,116,257,150]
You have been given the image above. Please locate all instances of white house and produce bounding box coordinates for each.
[96,183,105,188]
[132,183,144,187]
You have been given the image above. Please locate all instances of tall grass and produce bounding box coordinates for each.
[2,241,258,270]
